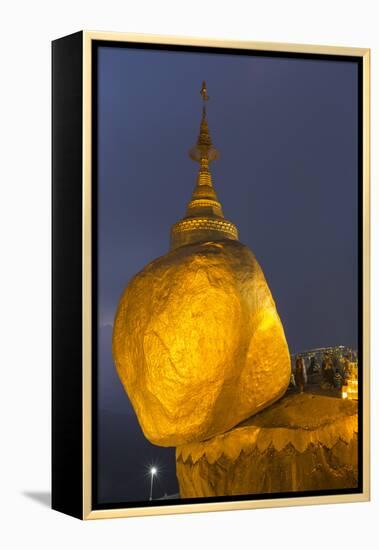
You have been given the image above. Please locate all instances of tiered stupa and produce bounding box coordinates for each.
[170,82,238,250]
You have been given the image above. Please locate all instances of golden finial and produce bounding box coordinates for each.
[189,81,219,163]
[200,81,209,102]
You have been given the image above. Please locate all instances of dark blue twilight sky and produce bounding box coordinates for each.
[96,46,359,503]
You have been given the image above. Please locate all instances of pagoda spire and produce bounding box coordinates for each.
[170,82,238,250]
[187,81,221,207]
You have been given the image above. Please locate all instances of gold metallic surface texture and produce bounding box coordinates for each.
[170,81,238,249]
[113,239,291,446]
[176,393,358,497]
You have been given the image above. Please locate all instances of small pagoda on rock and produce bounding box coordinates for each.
[170,81,238,250]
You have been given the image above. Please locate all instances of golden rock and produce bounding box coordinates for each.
[113,83,291,446]
[176,393,358,496]
[113,239,291,446]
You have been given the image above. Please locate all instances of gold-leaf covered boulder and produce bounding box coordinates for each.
[113,82,291,447]
[113,239,291,446]
[176,393,358,497]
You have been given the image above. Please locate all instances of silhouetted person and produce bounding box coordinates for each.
[342,356,352,384]
[295,355,307,393]
[308,355,319,375]
[322,354,335,387]
[307,354,322,386]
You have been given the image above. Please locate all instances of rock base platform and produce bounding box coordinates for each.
[176,393,358,497]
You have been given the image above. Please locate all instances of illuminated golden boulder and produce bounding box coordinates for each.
[113,82,291,446]
[176,393,358,497]
[113,239,291,446]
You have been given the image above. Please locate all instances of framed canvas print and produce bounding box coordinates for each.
[52,31,370,520]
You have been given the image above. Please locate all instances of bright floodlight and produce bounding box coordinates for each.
[149,466,157,500]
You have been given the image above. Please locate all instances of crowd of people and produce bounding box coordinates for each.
[290,348,358,394]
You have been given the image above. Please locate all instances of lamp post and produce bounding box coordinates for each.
[149,467,157,501]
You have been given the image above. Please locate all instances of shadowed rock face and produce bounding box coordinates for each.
[176,393,358,497]
[113,239,291,447]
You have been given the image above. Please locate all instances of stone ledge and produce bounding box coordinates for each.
[176,393,358,497]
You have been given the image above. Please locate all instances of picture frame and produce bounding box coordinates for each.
[52,30,370,520]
